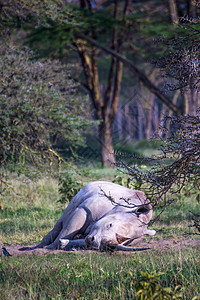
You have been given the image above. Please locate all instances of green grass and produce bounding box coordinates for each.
[80,165,118,183]
[0,177,62,245]
[0,249,200,299]
[0,172,200,299]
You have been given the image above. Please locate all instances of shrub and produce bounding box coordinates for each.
[113,173,143,190]
[58,173,83,204]
[133,272,183,300]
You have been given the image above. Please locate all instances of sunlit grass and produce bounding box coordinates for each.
[0,177,62,245]
[0,248,200,299]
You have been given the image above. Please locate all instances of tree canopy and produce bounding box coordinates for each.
[20,0,189,166]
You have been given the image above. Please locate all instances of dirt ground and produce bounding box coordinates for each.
[1,237,200,257]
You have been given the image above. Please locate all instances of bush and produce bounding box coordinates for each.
[113,173,143,190]
[134,272,183,300]
[0,39,91,196]
[58,173,83,204]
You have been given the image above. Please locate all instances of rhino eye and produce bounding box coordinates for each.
[106,223,112,229]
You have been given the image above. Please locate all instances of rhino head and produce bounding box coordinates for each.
[85,204,156,251]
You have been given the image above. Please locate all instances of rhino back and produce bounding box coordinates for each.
[60,181,147,222]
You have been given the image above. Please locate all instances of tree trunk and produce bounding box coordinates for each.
[168,0,179,25]
[116,106,123,141]
[137,102,144,140]
[187,0,197,17]
[124,104,131,141]
[145,93,154,140]
[99,119,115,167]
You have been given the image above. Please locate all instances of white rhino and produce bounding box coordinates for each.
[20,181,156,251]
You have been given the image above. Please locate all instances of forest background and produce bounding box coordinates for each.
[0,0,199,172]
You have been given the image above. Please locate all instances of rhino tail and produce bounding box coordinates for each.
[18,245,43,251]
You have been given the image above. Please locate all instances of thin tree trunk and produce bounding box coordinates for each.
[197,91,200,109]
[144,69,159,139]
[183,85,199,115]
[145,93,154,140]
[187,0,197,17]
[124,104,131,141]
[168,0,179,25]
[153,101,159,134]
[137,102,144,140]
[190,86,198,115]
[182,88,190,115]
[99,119,115,167]
[116,107,123,141]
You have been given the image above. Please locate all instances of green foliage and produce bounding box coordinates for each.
[0,0,76,34]
[58,163,114,204]
[190,212,200,235]
[113,173,143,190]
[134,272,183,300]
[58,172,83,204]
[0,39,90,185]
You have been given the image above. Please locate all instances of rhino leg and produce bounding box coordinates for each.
[59,238,86,250]
[145,229,156,236]
[46,207,87,249]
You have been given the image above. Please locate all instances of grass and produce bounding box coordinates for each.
[0,249,200,299]
[0,177,62,246]
[0,171,200,299]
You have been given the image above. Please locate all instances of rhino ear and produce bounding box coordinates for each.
[135,205,150,215]
[116,233,130,244]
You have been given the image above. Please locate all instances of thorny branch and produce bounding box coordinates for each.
[120,113,200,208]
[99,187,151,209]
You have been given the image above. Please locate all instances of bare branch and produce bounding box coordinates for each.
[77,33,180,114]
